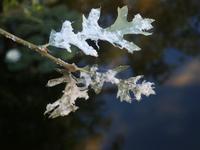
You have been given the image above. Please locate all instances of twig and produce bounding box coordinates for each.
[0,28,79,72]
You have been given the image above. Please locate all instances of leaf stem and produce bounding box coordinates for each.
[0,28,81,72]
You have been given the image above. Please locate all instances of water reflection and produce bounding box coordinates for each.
[101,59,200,150]
[0,0,200,150]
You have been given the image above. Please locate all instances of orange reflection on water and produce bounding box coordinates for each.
[165,58,200,87]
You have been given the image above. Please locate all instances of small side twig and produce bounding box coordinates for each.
[0,28,80,72]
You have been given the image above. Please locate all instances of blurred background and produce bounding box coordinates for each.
[0,0,200,150]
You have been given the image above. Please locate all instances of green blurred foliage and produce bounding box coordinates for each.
[3,0,20,12]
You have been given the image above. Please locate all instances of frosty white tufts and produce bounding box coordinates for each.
[44,6,156,118]
[45,66,155,118]
[49,6,154,57]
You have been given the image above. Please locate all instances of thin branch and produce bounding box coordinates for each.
[0,28,79,72]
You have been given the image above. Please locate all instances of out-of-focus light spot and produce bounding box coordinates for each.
[5,48,21,62]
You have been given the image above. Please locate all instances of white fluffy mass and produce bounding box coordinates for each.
[49,6,154,57]
[45,75,89,118]
[45,6,156,118]
[45,66,155,118]
[81,67,155,103]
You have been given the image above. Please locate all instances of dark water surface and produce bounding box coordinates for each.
[0,0,200,150]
